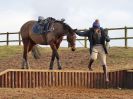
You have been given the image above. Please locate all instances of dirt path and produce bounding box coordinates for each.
[0,87,133,99]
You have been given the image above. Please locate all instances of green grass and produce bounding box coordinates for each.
[0,46,22,59]
[0,46,132,71]
[0,46,53,59]
[0,46,133,60]
[109,47,133,58]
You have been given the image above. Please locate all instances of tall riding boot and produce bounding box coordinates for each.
[103,65,109,82]
[88,59,94,71]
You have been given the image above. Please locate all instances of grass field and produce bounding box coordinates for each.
[0,46,133,99]
[0,46,22,59]
[0,46,133,71]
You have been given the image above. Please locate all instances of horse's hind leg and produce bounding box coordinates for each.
[28,41,35,52]
[22,39,30,69]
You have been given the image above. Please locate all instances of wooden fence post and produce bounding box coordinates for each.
[105,29,109,48]
[124,26,127,48]
[84,37,87,48]
[18,32,21,45]
[7,32,9,46]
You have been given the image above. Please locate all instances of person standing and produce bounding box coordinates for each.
[76,19,110,82]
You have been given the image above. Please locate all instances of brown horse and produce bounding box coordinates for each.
[20,20,76,70]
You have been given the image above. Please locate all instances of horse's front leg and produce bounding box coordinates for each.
[22,58,29,69]
[55,50,62,70]
[55,42,62,70]
[50,44,62,70]
[49,51,56,70]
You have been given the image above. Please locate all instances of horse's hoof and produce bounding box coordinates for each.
[49,68,53,70]
[26,67,30,69]
[88,67,93,71]
[58,67,62,70]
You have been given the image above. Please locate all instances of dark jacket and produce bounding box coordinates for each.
[76,28,110,54]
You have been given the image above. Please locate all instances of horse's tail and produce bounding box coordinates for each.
[31,45,41,59]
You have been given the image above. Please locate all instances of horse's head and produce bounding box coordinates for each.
[55,21,76,51]
[67,29,77,51]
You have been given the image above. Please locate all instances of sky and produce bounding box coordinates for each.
[0,0,133,32]
[0,0,133,46]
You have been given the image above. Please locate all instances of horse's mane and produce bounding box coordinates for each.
[55,20,73,33]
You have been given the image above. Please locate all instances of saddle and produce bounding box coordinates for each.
[32,17,55,34]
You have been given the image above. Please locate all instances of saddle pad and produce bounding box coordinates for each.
[32,22,44,34]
